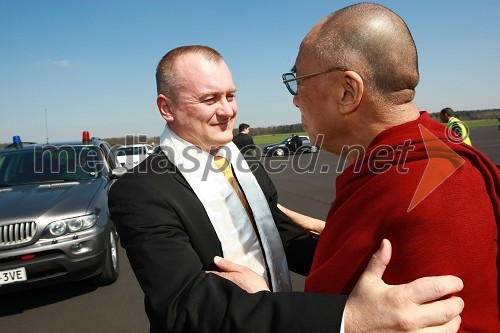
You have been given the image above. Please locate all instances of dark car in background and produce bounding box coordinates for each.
[0,133,126,293]
[262,135,318,156]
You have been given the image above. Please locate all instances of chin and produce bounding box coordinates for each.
[214,132,233,147]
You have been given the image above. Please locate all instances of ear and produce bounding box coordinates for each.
[339,71,363,115]
[157,94,175,123]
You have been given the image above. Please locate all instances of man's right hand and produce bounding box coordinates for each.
[344,239,464,332]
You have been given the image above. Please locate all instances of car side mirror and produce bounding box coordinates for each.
[110,166,127,179]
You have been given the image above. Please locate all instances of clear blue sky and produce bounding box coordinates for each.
[1,0,499,143]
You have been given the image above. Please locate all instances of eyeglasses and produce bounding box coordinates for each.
[282,66,347,95]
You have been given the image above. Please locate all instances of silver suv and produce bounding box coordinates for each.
[0,133,126,292]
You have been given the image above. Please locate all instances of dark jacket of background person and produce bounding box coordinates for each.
[232,132,256,155]
[109,152,347,333]
[286,134,303,152]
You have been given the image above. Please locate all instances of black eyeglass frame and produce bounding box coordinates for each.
[282,66,347,95]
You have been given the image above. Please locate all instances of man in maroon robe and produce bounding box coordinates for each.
[283,3,498,332]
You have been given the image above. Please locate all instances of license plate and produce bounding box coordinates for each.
[0,267,27,286]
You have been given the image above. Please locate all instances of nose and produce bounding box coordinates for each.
[217,97,236,119]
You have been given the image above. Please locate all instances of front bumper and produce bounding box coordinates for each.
[0,225,108,293]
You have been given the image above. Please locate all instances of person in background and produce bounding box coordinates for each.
[286,134,303,153]
[109,45,464,333]
[148,142,156,154]
[232,123,256,155]
[440,107,472,145]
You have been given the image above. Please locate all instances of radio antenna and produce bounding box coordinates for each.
[45,108,49,144]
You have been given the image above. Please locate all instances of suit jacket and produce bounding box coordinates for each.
[232,132,256,155]
[109,152,347,333]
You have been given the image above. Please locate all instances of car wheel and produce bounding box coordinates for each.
[310,146,318,153]
[274,148,285,156]
[92,222,120,286]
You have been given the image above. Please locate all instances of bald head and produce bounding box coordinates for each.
[156,45,224,101]
[311,3,419,104]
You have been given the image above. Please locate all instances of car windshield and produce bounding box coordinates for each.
[117,147,143,156]
[0,146,102,186]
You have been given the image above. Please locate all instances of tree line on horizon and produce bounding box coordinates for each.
[1,109,498,148]
[105,108,500,146]
[428,108,500,121]
[245,108,500,136]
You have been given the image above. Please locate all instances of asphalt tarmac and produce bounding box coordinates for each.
[0,125,498,333]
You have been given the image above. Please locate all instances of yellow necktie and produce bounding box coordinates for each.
[213,156,254,221]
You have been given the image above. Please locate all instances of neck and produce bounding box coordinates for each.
[167,125,225,155]
[347,102,420,155]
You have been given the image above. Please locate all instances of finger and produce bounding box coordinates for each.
[410,297,464,328]
[208,271,240,285]
[406,275,464,304]
[362,239,392,279]
[419,315,461,333]
[208,271,225,279]
[277,204,287,214]
[213,256,244,273]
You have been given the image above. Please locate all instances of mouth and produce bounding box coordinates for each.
[211,123,232,133]
[212,121,229,127]
[211,117,232,127]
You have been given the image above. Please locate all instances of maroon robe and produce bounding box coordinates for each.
[306,112,499,332]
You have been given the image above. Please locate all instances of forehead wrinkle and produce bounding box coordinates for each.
[175,56,235,99]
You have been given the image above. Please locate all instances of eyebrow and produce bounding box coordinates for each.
[198,88,237,100]
[290,65,297,73]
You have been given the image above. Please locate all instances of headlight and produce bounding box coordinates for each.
[49,221,67,236]
[44,214,97,238]
[67,218,83,232]
[80,214,96,229]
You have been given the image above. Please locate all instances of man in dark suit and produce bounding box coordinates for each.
[109,45,464,333]
[232,123,256,155]
[286,134,303,153]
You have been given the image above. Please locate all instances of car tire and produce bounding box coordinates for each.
[310,146,318,153]
[92,222,120,286]
[274,148,285,156]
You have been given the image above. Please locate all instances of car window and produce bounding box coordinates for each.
[101,143,118,169]
[98,147,112,172]
[0,146,100,186]
[117,147,145,156]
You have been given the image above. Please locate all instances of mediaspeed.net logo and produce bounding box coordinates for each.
[407,124,465,212]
